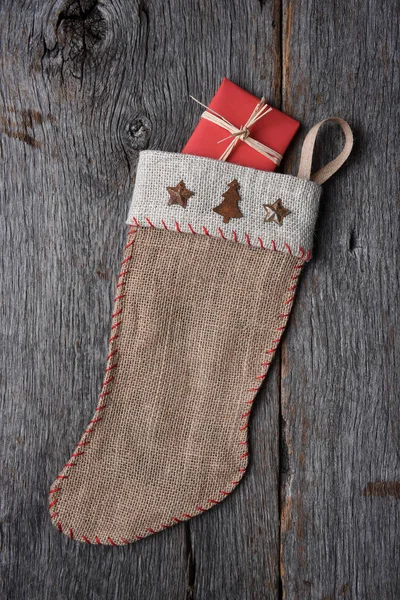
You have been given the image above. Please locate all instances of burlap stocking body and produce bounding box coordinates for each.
[49,118,353,545]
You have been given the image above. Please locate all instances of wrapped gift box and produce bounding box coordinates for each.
[182,78,300,171]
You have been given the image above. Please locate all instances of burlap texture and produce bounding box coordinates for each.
[50,227,299,544]
[127,150,322,256]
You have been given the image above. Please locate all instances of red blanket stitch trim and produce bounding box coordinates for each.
[49,225,138,544]
[50,225,306,545]
[130,217,312,260]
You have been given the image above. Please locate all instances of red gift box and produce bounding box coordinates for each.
[182,78,300,172]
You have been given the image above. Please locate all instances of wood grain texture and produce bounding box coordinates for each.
[185,2,283,599]
[0,0,398,599]
[0,2,187,599]
[280,0,400,598]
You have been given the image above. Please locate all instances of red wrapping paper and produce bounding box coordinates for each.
[182,78,300,172]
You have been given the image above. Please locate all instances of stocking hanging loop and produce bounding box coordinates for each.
[297,117,353,185]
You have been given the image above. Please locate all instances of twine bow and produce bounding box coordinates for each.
[189,95,283,166]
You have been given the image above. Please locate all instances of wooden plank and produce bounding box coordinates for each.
[3,0,398,598]
[280,0,400,598]
[187,2,283,599]
[191,362,282,600]
[0,2,188,599]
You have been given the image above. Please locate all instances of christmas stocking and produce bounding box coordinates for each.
[49,117,353,545]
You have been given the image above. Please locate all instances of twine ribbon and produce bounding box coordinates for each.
[190,95,283,165]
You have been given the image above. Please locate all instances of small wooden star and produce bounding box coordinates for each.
[263,199,290,226]
[166,180,194,209]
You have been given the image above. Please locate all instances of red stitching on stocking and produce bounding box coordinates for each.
[145,217,155,228]
[49,227,139,546]
[217,227,226,240]
[129,217,311,258]
[121,256,132,266]
[51,226,306,547]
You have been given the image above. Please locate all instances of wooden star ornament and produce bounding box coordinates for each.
[166,180,194,209]
[263,199,290,226]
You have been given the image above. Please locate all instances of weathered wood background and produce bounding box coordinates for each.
[0,0,398,598]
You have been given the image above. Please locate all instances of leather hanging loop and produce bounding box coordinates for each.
[297,117,354,185]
